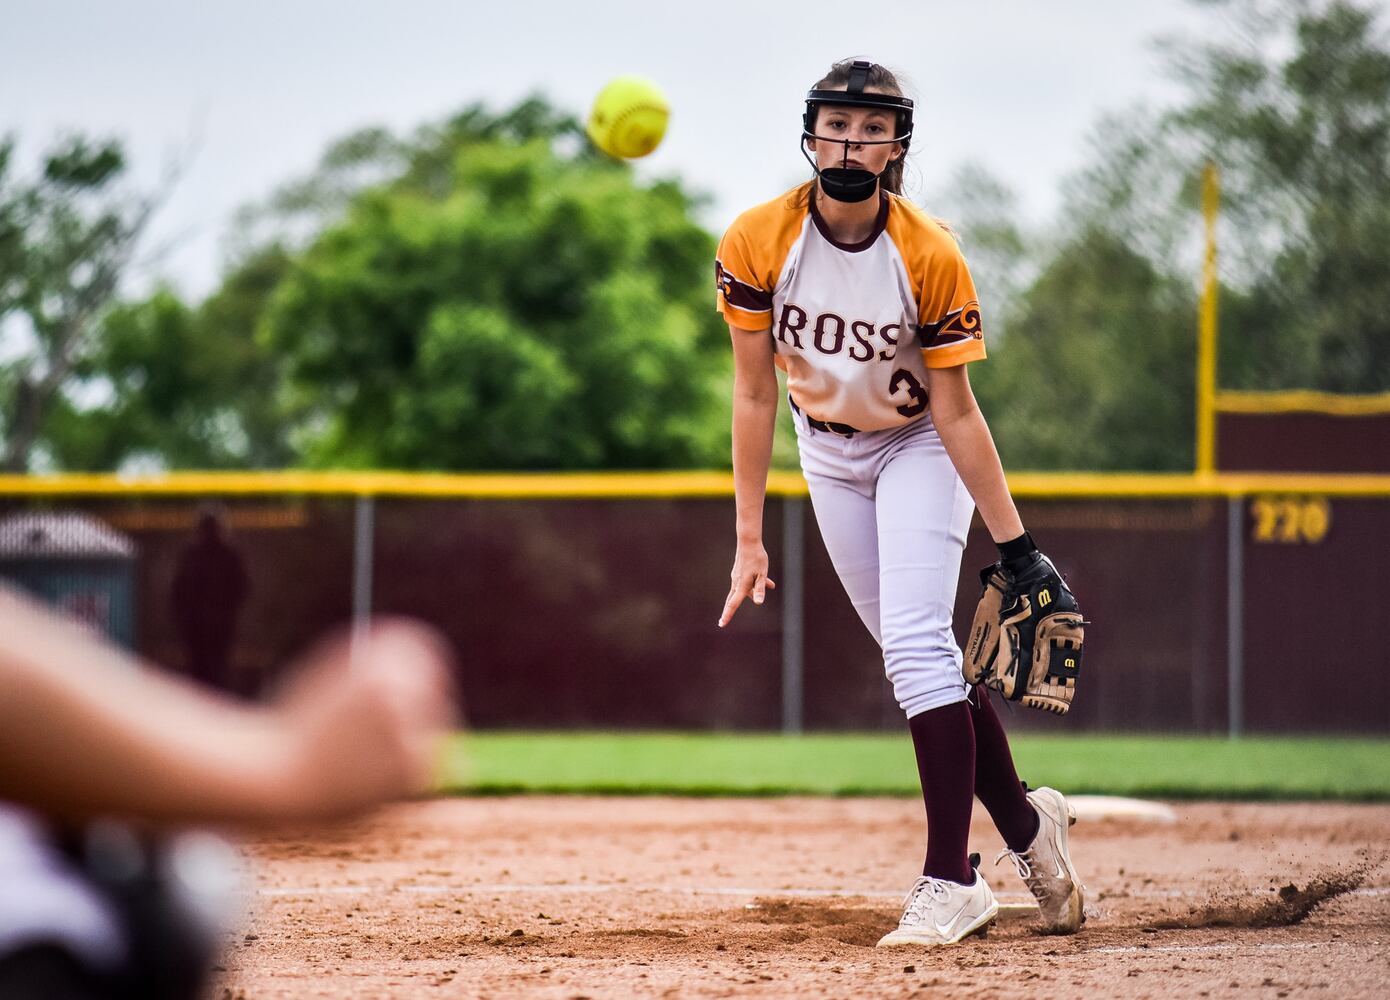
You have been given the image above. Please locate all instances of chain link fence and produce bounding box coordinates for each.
[1,476,1385,733]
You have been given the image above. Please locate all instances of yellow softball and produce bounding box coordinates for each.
[586,75,670,159]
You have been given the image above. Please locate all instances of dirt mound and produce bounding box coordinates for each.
[741,899,876,926]
[224,799,1390,998]
[1147,860,1375,930]
[741,898,892,947]
[595,928,688,939]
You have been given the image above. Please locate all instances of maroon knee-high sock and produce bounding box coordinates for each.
[907,700,976,885]
[968,685,1039,852]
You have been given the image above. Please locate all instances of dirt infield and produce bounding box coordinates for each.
[218,798,1389,999]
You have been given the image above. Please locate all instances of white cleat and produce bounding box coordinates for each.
[875,865,998,948]
[996,785,1086,934]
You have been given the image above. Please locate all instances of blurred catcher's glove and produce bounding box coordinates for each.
[964,550,1084,714]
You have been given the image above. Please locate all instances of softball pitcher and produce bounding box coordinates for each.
[715,58,1086,947]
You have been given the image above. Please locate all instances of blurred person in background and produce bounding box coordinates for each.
[171,509,250,692]
[0,583,456,1000]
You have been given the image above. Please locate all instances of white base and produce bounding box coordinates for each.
[1066,795,1177,823]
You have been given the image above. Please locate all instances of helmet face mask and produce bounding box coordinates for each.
[801,60,914,203]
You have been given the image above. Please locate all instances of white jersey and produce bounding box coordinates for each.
[716,185,986,431]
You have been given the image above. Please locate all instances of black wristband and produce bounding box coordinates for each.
[996,531,1037,564]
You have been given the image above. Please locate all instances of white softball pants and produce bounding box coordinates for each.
[793,407,975,718]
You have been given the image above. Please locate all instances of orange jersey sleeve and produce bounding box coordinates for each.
[715,189,808,331]
[885,199,987,369]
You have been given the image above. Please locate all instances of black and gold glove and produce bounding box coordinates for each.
[964,535,1085,715]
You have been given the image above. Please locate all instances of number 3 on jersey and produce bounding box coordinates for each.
[891,368,929,418]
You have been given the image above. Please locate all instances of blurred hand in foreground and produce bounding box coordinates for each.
[0,584,457,826]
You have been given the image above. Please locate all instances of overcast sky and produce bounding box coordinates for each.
[4,0,1218,299]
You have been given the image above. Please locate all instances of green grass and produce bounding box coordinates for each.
[437,731,1390,801]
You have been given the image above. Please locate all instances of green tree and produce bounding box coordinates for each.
[43,246,296,470]
[0,136,162,471]
[929,163,1035,318]
[976,226,1197,471]
[1060,0,1390,399]
[260,112,729,470]
[228,98,605,265]
[966,0,1390,471]
[31,98,728,472]
[1166,0,1390,391]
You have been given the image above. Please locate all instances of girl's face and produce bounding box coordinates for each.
[805,89,903,174]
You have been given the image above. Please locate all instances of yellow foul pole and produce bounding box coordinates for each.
[1196,162,1221,474]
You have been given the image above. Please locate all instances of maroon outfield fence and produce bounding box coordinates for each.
[0,472,1386,735]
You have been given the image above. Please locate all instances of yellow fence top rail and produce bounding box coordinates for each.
[2,470,1390,498]
[1214,389,1390,416]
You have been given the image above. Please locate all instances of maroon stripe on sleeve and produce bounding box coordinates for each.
[716,260,772,312]
[918,301,983,347]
